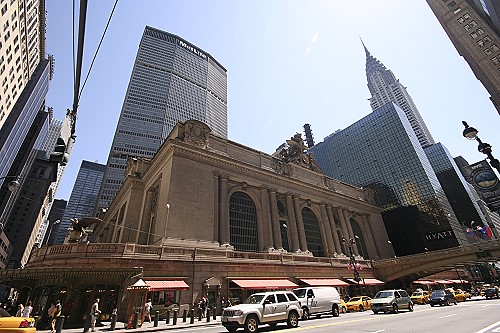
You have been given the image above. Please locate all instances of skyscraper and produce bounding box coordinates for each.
[364,44,435,148]
[310,103,468,255]
[427,0,500,115]
[97,26,227,210]
[54,160,105,244]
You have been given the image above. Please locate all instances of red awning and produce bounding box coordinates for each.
[413,280,436,285]
[448,279,469,284]
[433,279,453,284]
[299,279,349,287]
[348,278,385,285]
[231,279,298,290]
[144,280,190,291]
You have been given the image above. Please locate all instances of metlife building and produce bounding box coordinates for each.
[97,26,227,210]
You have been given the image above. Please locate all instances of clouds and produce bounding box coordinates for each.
[305,32,319,55]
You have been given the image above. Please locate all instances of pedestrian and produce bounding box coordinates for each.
[49,300,62,333]
[89,298,101,332]
[22,301,33,317]
[144,299,152,322]
[15,303,24,317]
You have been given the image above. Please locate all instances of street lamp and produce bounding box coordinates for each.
[354,235,365,259]
[45,219,61,246]
[342,237,361,292]
[462,121,500,174]
[282,223,290,251]
[164,203,170,241]
[0,176,20,192]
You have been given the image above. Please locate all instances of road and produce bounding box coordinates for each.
[161,297,500,333]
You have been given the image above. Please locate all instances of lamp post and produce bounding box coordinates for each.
[282,223,290,251]
[164,203,170,242]
[462,121,500,174]
[0,176,20,192]
[45,219,61,246]
[342,237,361,293]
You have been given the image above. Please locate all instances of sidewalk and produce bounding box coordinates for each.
[37,316,223,333]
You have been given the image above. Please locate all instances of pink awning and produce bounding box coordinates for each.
[348,278,385,285]
[413,280,436,285]
[144,280,190,291]
[299,279,349,287]
[447,279,469,284]
[231,279,298,290]
[433,279,453,284]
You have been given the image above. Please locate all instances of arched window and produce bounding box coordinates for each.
[350,218,368,259]
[229,192,258,252]
[302,208,325,257]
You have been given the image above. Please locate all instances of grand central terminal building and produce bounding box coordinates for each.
[1,120,395,323]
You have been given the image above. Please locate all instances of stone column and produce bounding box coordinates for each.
[327,205,342,255]
[320,204,335,256]
[336,207,350,255]
[269,189,282,250]
[218,175,230,246]
[363,213,380,258]
[260,187,272,251]
[343,209,360,256]
[293,196,308,252]
[285,194,300,252]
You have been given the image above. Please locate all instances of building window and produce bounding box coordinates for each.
[229,192,258,252]
[302,207,325,257]
[492,56,500,65]
[1,4,7,16]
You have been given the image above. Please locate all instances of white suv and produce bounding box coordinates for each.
[221,291,302,333]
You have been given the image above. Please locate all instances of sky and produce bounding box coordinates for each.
[45,0,500,201]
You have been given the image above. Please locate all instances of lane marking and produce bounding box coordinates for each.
[439,314,457,319]
[475,320,500,333]
[371,330,385,333]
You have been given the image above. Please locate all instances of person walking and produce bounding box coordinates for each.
[22,301,32,317]
[15,304,24,317]
[144,299,152,323]
[89,298,101,332]
[49,300,62,333]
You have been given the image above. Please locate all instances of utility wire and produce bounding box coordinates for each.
[78,0,119,101]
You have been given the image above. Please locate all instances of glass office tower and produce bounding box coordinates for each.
[54,160,105,244]
[310,103,468,255]
[97,26,228,210]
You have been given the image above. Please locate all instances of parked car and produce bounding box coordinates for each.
[453,289,470,302]
[221,291,302,333]
[292,286,341,319]
[0,308,35,333]
[429,289,457,306]
[371,289,413,314]
[410,290,430,305]
[484,287,499,299]
[345,296,372,312]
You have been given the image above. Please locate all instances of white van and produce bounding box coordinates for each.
[292,286,342,319]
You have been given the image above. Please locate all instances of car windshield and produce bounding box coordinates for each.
[349,297,361,302]
[431,290,445,296]
[293,289,306,298]
[244,295,265,304]
[412,292,423,296]
[374,291,394,298]
[0,308,11,317]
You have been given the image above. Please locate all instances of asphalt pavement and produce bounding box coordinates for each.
[36,316,223,333]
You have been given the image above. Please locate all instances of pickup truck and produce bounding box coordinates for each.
[221,291,302,333]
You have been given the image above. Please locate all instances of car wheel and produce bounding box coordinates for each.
[373,310,379,314]
[359,305,364,312]
[408,302,414,312]
[244,315,259,333]
[287,311,299,328]
[332,305,339,317]
[302,308,310,320]
[341,306,347,314]
[392,304,399,314]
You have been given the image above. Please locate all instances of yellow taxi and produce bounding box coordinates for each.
[345,296,372,312]
[410,290,430,304]
[0,308,36,333]
[454,289,470,302]
[340,299,347,314]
